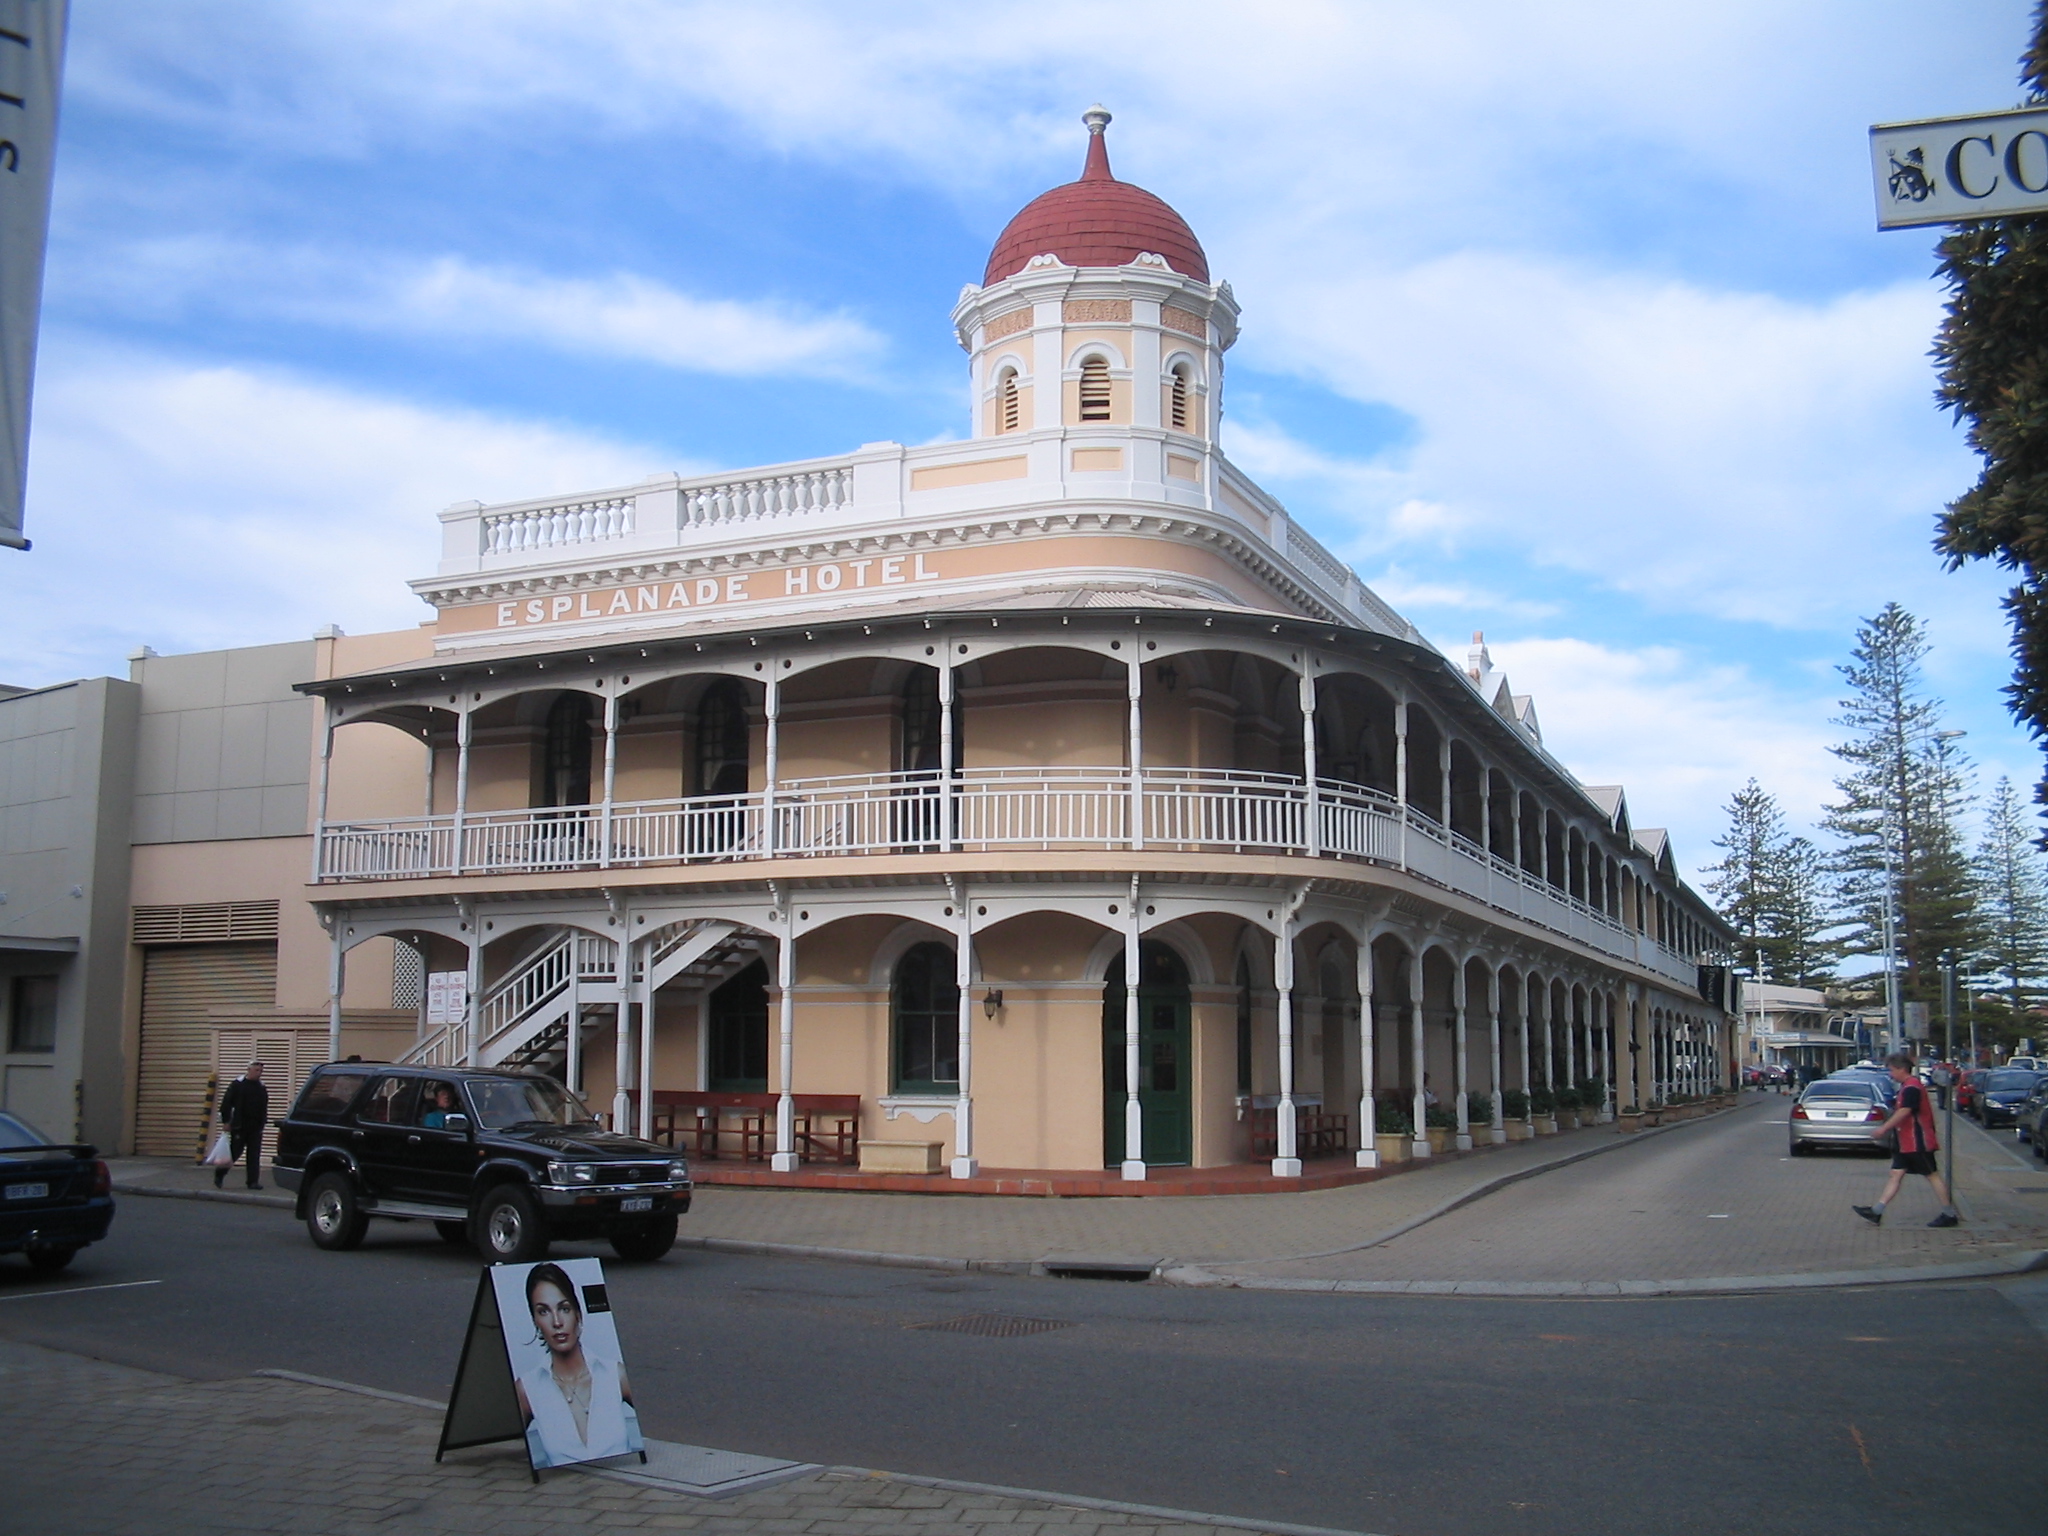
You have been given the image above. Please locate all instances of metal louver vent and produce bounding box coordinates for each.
[132,900,282,945]
[906,1314,1074,1338]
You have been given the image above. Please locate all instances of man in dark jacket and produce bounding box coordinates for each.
[215,1062,270,1190]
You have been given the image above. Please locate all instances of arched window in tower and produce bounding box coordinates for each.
[541,693,592,808]
[892,941,960,1092]
[998,367,1020,433]
[1170,364,1190,432]
[1078,355,1112,422]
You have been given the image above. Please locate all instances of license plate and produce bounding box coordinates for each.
[1824,1112,1847,1119]
[4,1182,49,1201]
[619,1196,653,1213]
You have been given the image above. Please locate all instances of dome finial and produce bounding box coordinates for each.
[1079,104,1113,181]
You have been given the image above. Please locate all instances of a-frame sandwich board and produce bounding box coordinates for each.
[437,1267,539,1483]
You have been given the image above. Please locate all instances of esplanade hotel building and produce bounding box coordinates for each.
[1,112,1735,1185]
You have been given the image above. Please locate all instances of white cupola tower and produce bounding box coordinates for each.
[951,108,1239,465]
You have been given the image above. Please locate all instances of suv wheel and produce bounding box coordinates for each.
[609,1216,679,1262]
[306,1172,369,1251]
[474,1185,548,1264]
[25,1244,76,1273]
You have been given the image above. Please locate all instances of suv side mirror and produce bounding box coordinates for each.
[442,1114,470,1134]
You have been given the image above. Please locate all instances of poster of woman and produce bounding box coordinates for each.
[488,1258,644,1469]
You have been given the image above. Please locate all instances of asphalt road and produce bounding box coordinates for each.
[1,1197,2042,1536]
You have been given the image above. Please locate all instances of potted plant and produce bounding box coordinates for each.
[1616,1102,1643,1133]
[1374,1100,1413,1164]
[1501,1087,1533,1141]
[1577,1078,1607,1122]
[1466,1092,1495,1139]
[1644,1097,1664,1126]
[1554,1085,1582,1129]
[1423,1104,1457,1155]
[1529,1086,1558,1135]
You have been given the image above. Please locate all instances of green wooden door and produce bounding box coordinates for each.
[1103,942,1192,1166]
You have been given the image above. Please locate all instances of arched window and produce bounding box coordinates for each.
[1170,364,1190,431]
[694,680,749,799]
[999,367,1020,433]
[707,960,769,1091]
[1078,356,1112,422]
[892,942,959,1092]
[542,693,592,807]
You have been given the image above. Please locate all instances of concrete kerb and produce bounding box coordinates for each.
[111,1177,294,1212]
[1157,1248,2048,1298]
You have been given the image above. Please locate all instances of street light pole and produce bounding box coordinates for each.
[1943,951,1957,1196]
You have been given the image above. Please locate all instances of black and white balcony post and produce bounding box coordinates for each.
[1354,921,1378,1169]
[1300,669,1319,856]
[1487,965,1507,1143]
[599,688,619,869]
[1453,957,1472,1151]
[1272,885,1306,1177]
[951,879,976,1179]
[1120,875,1145,1181]
[938,652,956,853]
[772,906,798,1172]
[452,706,472,878]
[311,703,334,882]
[1126,658,1144,852]
[763,671,780,858]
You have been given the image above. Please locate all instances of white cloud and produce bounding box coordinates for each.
[0,344,677,684]
[59,240,884,381]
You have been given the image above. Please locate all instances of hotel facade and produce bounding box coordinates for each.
[0,113,1736,1181]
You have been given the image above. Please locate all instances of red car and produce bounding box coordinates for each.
[1957,1068,1992,1118]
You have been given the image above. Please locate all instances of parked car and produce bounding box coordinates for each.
[1789,1078,1891,1155]
[272,1064,690,1264]
[2016,1079,2048,1149]
[1957,1069,1992,1119]
[1974,1069,2048,1129]
[2007,1056,2045,1072]
[0,1111,114,1272]
[1822,1066,1899,1108]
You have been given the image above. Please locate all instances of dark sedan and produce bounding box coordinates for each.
[1975,1069,2048,1129]
[0,1111,114,1273]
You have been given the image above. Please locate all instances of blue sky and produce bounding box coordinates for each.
[3,0,2042,883]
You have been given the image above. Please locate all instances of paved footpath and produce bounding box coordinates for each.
[108,1096,2048,1287]
[0,1336,1345,1536]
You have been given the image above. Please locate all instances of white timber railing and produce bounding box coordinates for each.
[321,768,1696,984]
[483,496,634,554]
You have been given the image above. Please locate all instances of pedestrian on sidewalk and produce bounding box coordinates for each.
[214,1062,269,1191]
[1854,1052,1959,1229]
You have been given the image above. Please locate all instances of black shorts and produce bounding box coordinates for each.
[1892,1150,1940,1176]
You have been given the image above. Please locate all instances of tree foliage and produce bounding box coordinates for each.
[1974,775,2048,1030]
[1932,4,2048,812]
[1820,605,1979,1004]
[1704,781,1839,987]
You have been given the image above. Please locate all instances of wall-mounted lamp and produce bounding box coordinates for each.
[983,987,1005,1020]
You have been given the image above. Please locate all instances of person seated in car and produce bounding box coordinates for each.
[420,1085,460,1129]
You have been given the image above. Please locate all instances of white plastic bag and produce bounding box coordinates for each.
[204,1131,233,1168]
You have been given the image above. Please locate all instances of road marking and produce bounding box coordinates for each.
[0,1280,161,1304]
[1848,1424,1875,1482]
[1708,1214,1731,1219]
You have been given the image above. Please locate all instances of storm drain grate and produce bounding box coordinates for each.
[908,1313,1075,1338]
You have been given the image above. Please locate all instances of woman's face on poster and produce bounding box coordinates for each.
[530,1282,581,1356]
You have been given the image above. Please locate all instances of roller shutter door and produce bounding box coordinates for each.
[134,942,277,1157]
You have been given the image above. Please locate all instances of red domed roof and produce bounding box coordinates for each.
[983,109,1208,287]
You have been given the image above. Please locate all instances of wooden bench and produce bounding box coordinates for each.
[1245,1104,1351,1160]
[631,1090,861,1165]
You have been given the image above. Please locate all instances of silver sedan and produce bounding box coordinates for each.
[1788,1080,1890,1154]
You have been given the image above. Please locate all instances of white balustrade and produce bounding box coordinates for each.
[681,464,852,528]
[318,767,1693,982]
[482,497,633,554]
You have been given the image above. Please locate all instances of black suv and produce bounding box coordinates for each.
[273,1064,689,1263]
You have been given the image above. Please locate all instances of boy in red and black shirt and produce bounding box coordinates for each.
[1854,1052,1959,1228]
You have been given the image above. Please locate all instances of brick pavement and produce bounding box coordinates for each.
[0,1337,1345,1536]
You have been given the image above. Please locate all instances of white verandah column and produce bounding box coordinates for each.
[452,707,473,878]
[612,932,633,1130]
[599,690,619,869]
[1394,698,1409,870]
[325,915,345,1062]
[1127,660,1144,852]
[1355,926,1378,1169]
[312,711,335,883]
[1121,878,1144,1181]
[952,888,976,1179]
[1519,973,1535,1127]
[938,654,956,853]
[762,673,780,857]
[1273,905,1301,1178]
[637,937,655,1141]
[1300,670,1320,857]
[772,923,799,1172]
[462,906,482,1070]
[1410,960,1430,1160]
[1453,959,1472,1152]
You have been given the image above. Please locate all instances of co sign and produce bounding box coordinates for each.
[1871,106,2048,228]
